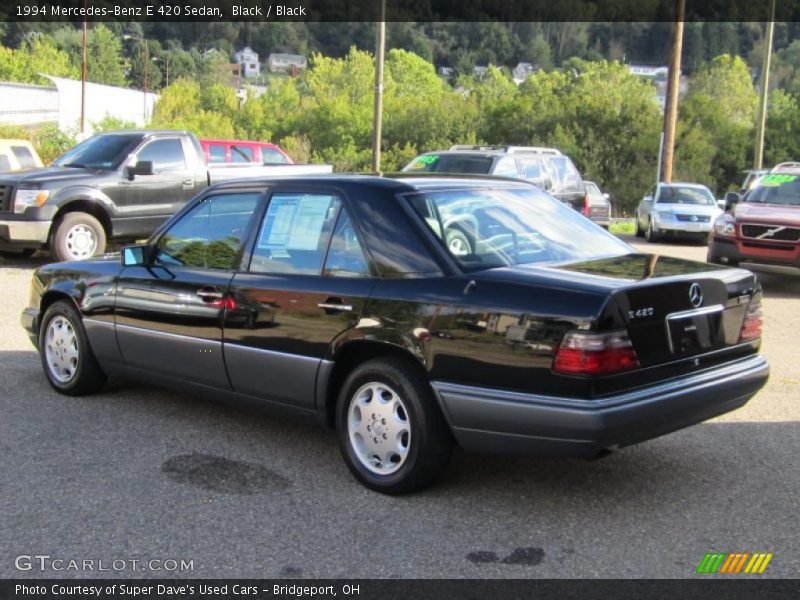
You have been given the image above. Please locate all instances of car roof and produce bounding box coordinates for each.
[658,182,711,189]
[200,139,281,147]
[209,173,538,194]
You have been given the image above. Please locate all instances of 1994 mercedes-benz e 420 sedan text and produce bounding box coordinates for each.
[22,175,769,493]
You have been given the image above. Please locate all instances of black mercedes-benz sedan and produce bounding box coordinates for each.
[21,175,769,493]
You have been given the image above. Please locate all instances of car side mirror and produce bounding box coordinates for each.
[121,244,147,267]
[125,160,154,180]
[724,191,741,211]
[643,196,653,203]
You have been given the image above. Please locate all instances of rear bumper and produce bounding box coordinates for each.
[432,354,769,457]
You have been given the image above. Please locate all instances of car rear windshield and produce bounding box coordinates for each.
[406,187,631,272]
[54,134,142,169]
[657,185,714,205]
[403,154,494,175]
[745,173,800,206]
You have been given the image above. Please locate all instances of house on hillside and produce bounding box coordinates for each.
[512,62,537,84]
[234,46,261,78]
[267,53,307,74]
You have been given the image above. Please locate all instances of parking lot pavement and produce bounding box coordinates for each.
[0,246,798,579]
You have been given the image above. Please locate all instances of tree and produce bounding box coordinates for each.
[764,89,800,166]
[0,35,78,84]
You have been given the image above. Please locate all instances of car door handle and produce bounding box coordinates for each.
[318,298,353,313]
[182,177,194,187]
[197,286,224,300]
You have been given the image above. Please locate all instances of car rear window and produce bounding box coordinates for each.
[403,154,494,175]
[406,187,631,272]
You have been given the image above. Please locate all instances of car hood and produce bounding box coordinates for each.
[734,202,800,226]
[0,166,112,187]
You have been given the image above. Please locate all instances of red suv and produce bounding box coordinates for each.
[200,139,293,165]
[708,163,800,269]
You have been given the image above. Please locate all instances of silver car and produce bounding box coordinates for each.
[583,181,611,227]
[635,183,722,243]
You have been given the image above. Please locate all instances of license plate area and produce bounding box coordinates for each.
[665,305,724,354]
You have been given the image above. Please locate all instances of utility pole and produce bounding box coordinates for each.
[659,0,685,184]
[143,37,149,123]
[80,16,87,136]
[371,0,386,173]
[754,0,776,170]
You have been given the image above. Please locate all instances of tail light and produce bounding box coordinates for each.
[739,299,763,342]
[582,194,591,216]
[210,296,238,311]
[553,330,640,376]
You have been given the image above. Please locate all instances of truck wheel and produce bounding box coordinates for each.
[39,300,107,396]
[51,212,106,262]
[336,358,453,494]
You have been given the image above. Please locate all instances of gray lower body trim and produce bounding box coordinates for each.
[0,219,50,243]
[432,354,769,457]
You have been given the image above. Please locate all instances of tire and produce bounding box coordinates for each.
[645,218,660,243]
[445,228,472,257]
[51,212,107,262]
[336,358,453,494]
[39,300,107,396]
[634,218,644,238]
[0,248,36,259]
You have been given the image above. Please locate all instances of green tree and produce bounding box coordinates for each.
[0,35,78,84]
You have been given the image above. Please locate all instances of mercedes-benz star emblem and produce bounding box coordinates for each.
[689,283,703,308]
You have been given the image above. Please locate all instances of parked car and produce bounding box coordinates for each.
[0,139,44,172]
[402,145,587,212]
[0,130,331,261]
[22,175,768,493]
[200,139,293,165]
[739,168,768,194]
[709,162,800,270]
[583,180,611,227]
[635,182,722,243]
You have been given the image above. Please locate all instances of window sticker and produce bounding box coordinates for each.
[759,174,797,187]
[409,155,439,169]
[257,195,336,251]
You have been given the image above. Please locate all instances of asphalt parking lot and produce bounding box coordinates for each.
[1,237,798,579]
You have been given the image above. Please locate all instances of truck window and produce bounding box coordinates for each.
[493,157,518,177]
[0,154,11,171]
[137,139,187,172]
[11,146,37,168]
[208,144,226,163]
[262,147,289,164]
[231,145,254,163]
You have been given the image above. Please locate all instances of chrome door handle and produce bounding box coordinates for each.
[182,177,194,186]
[318,302,353,312]
[197,287,224,300]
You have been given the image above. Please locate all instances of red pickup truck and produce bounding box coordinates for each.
[708,163,800,269]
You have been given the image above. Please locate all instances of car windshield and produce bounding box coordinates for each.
[745,173,800,206]
[402,154,494,175]
[406,187,631,272]
[54,134,142,169]
[657,185,714,205]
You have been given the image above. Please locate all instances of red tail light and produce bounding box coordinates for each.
[582,194,591,216]
[211,296,238,311]
[553,330,640,376]
[739,300,763,342]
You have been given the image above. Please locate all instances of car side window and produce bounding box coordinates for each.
[249,193,341,275]
[137,138,187,172]
[208,144,226,163]
[231,145,254,163]
[155,193,261,270]
[493,157,518,178]
[323,209,370,278]
[262,147,289,164]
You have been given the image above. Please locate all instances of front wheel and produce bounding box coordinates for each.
[645,218,660,243]
[336,358,453,494]
[39,300,107,395]
[51,212,107,262]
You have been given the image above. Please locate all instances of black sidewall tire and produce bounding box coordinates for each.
[52,212,107,262]
[336,359,452,494]
[39,300,107,396]
[646,219,659,243]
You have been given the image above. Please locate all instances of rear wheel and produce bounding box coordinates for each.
[51,212,107,262]
[39,300,107,395]
[336,358,453,494]
[645,218,660,243]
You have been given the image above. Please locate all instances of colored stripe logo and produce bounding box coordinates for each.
[697,552,773,574]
